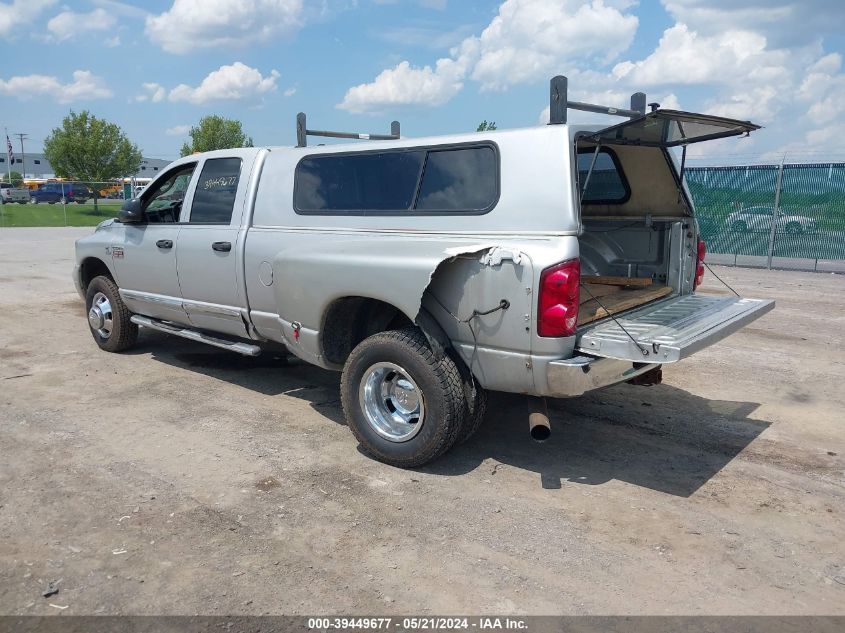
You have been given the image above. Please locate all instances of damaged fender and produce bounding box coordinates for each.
[270,237,534,391]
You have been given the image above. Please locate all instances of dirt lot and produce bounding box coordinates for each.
[1,227,844,615]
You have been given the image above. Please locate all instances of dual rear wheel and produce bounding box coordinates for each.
[340,328,486,468]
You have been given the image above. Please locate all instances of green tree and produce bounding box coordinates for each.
[180,115,253,156]
[43,111,142,211]
[477,120,497,131]
[2,170,23,186]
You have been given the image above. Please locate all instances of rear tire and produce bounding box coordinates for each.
[454,355,488,444]
[785,222,802,234]
[85,275,138,353]
[340,327,467,468]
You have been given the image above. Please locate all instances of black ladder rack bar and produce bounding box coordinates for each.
[296,112,400,148]
[549,75,647,125]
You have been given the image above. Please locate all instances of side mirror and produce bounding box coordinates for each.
[118,198,144,223]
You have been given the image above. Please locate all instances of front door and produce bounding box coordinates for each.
[176,154,254,339]
[112,162,198,324]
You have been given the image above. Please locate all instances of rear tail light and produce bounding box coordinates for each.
[694,238,706,289]
[538,259,580,337]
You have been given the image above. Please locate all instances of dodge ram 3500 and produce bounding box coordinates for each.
[74,76,774,467]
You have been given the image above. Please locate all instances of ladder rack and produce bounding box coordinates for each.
[296,112,400,148]
[548,75,656,125]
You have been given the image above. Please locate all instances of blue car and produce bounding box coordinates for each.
[31,182,92,204]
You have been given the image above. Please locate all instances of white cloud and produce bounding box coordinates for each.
[165,124,191,136]
[283,87,297,97]
[168,62,279,104]
[469,0,638,91]
[105,35,121,47]
[339,57,467,113]
[134,82,166,103]
[798,54,845,127]
[0,70,112,103]
[146,0,303,54]
[339,0,638,113]
[47,8,116,41]
[0,0,55,38]
[661,0,845,47]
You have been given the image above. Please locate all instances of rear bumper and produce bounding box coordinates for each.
[544,355,660,398]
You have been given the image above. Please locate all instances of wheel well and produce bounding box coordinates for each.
[79,257,113,292]
[321,297,413,365]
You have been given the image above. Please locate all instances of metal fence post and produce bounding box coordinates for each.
[766,156,786,269]
[61,181,67,226]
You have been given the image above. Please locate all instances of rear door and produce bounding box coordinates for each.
[175,150,259,339]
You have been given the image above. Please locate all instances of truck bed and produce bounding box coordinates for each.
[578,279,673,326]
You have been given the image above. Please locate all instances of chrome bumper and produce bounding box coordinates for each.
[545,355,660,398]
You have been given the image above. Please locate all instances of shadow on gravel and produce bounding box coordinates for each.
[132,329,345,424]
[132,329,768,497]
[425,387,768,497]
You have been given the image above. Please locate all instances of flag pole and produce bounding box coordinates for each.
[4,127,11,184]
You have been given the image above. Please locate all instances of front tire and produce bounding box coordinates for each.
[85,275,138,352]
[340,327,467,468]
[732,220,748,232]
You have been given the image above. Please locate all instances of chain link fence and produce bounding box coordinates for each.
[0,180,143,228]
[687,162,845,272]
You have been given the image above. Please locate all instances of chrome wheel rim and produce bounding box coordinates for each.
[359,362,425,442]
[88,292,114,339]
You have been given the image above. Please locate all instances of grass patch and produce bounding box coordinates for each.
[0,202,121,227]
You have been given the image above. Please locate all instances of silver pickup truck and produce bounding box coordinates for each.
[74,76,774,467]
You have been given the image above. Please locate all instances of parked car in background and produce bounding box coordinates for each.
[0,182,31,204]
[31,183,93,204]
[726,206,817,234]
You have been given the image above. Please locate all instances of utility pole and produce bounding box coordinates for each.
[13,133,28,179]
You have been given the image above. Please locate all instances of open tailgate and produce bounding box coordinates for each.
[576,294,774,363]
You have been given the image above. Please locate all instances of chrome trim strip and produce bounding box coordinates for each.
[119,289,183,308]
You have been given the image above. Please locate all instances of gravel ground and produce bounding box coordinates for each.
[0,227,843,615]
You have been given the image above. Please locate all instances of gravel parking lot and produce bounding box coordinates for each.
[1,227,843,615]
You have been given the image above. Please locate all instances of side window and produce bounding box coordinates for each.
[142,163,196,224]
[188,157,242,224]
[577,148,630,204]
[293,144,498,215]
[416,147,497,211]
[295,151,424,212]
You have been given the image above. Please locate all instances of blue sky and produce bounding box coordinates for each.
[2,0,844,165]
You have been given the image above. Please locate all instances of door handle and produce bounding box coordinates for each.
[156,239,173,249]
[212,241,232,252]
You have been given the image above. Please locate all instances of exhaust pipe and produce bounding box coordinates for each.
[527,396,551,442]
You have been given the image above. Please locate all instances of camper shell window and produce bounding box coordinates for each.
[577,147,630,205]
[293,143,499,215]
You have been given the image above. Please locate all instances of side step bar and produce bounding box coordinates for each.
[130,315,261,357]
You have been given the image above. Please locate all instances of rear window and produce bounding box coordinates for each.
[577,148,630,204]
[294,144,498,215]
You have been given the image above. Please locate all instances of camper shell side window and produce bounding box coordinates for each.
[293,142,500,216]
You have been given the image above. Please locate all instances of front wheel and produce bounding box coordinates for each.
[784,222,803,235]
[340,328,467,468]
[731,220,748,232]
[85,275,138,352]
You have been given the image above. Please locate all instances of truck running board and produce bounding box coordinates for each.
[130,315,261,357]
